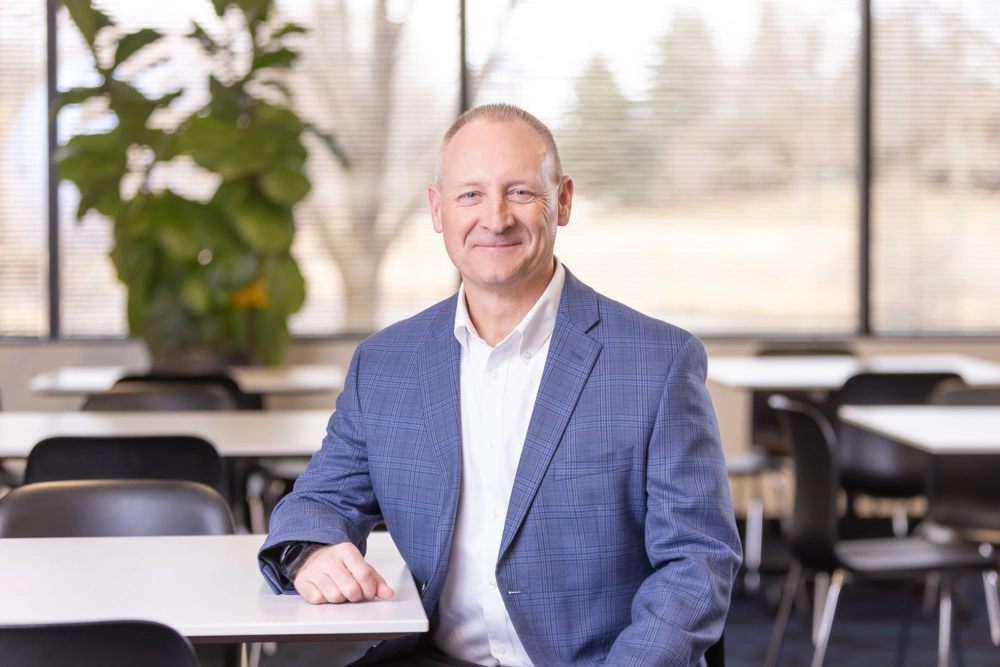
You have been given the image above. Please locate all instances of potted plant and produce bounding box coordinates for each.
[57,0,347,366]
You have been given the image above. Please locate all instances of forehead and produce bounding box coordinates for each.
[441,120,547,184]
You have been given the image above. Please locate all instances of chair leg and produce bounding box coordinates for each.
[924,572,941,618]
[811,569,845,667]
[248,642,262,667]
[744,488,764,594]
[765,560,803,667]
[938,574,952,667]
[891,502,909,538]
[813,572,830,645]
[984,571,1000,647]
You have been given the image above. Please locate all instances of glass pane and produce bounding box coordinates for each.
[0,0,48,337]
[467,0,859,334]
[872,0,1000,333]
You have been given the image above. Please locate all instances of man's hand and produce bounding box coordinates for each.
[293,542,395,604]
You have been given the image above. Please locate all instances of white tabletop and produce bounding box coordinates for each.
[28,365,345,396]
[707,354,1000,391]
[839,405,1000,455]
[0,410,331,458]
[0,533,427,643]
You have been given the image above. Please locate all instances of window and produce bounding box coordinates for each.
[1,0,998,340]
[0,0,48,337]
[872,0,1000,333]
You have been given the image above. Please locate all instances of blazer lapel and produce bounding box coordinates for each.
[417,299,463,491]
[499,271,603,559]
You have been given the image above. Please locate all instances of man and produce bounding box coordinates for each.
[259,103,741,667]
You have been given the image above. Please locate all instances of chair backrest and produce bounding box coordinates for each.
[930,386,1000,406]
[24,435,226,495]
[924,378,1000,533]
[832,372,961,498]
[833,371,962,407]
[750,345,855,457]
[82,373,250,411]
[0,479,234,537]
[768,395,841,572]
[0,620,199,667]
[703,631,725,667]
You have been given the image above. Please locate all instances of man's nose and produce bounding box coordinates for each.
[483,196,512,233]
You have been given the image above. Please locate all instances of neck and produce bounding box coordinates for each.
[463,264,555,347]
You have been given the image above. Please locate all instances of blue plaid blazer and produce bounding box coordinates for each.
[260,268,741,666]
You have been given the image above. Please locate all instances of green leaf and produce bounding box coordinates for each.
[63,0,113,50]
[214,132,275,179]
[187,21,219,54]
[76,175,121,218]
[148,194,204,261]
[255,102,303,134]
[210,0,230,16]
[259,163,310,206]
[231,190,293,251]
[204,248,258,293]
[179,115,243,173]
[264,252,305,316]
[237,0,270,24]
[305,123,350,168]
[271,24,306,40]
[210,180,250,218]
[252,48,297,70]
[179,276,212,314]
[58,87,105,108]
[114,28,163,68]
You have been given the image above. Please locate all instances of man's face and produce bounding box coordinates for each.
[428,120,573,298]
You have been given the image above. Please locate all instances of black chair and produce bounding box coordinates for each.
[727,345,855,592]
[23,435,226,496]
[764,395,996,667]
[0,479,234,537]
[0,479,238,667]
[0,620,199,667]
[703,632,725,667]
[82,373,252,411]
[832,372,961,536]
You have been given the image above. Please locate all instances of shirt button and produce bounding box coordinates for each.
[490,371,498,380]
[522,352,531,359]
[492,510,499,519]
[488,440,495,449]
[489,580,497,589]
[498,645,507,654]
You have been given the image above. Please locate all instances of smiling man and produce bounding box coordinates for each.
[259,104,741,667]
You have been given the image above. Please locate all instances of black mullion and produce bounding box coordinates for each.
[859,0,873,335]
[46,0,60,339]
[459,0,469,114]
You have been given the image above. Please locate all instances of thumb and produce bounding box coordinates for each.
[375,572,395,599]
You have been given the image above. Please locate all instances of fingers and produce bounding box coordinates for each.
[293,542,393,604]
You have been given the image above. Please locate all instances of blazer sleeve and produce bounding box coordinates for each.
[604,335,742,666]
[258,347,383,593]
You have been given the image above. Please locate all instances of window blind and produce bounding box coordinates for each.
[0,0,48,337]
[467,0,859,335]
[872,0,1000,334]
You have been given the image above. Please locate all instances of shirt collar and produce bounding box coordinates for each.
[453,260,565,360]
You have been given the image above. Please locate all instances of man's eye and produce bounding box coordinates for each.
[462,192,478,199]
[510,189,532,199]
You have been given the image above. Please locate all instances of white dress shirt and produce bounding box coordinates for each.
[433,262,566,667]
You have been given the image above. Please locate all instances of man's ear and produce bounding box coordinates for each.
[428,184,443,233]
[557,175,574,227]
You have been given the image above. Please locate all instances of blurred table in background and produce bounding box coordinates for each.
[28,365,345,397]
[0,410,331,459]
[708,353,1000,391]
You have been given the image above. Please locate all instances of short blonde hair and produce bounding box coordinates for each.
[435,103,563,187]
